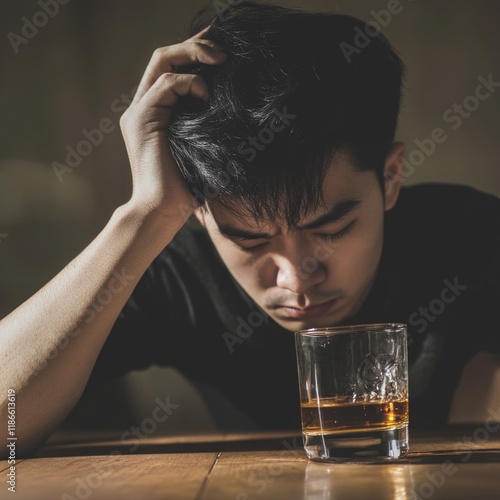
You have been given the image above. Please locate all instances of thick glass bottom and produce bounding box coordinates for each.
[303,425,408,463]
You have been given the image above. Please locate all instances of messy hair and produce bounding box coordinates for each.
[167,0,405,226]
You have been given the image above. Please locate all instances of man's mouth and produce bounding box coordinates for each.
[271,297,339,320]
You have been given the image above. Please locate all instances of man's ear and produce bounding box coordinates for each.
[383,142,405,211]
[194,207,207,227]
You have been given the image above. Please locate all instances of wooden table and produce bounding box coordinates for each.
[2,426,500,499]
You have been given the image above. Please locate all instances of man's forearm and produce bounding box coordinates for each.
[0,24,223,457]
[0,203,178,456]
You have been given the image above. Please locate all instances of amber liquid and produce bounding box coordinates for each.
[301,398,409,435]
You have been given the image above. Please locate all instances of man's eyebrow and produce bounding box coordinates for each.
[216,199,362,240]
[217,224,275,240]
[296,199,362,231]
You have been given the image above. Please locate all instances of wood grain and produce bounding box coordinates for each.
[201,450,500,500]
[8,452,217,500]
[2,427,500,500]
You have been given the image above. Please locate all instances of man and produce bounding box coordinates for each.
[0,1,499,456]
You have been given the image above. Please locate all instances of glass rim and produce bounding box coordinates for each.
[295,322,407,338]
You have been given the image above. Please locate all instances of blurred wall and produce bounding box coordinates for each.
[1,0,499,317]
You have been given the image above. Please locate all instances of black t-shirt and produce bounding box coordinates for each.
[87,183,500,428]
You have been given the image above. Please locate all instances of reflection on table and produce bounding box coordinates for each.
[1,426,499,499]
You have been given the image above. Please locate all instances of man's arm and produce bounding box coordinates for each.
[0,29,227,457]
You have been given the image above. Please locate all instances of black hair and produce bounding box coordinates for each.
[167,0,405,227]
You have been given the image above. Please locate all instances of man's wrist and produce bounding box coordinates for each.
[113,201,186,249]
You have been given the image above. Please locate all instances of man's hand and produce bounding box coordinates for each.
[0,28,229,456]
[119,27,227,227]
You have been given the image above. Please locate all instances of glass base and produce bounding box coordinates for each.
[303,425,408,463]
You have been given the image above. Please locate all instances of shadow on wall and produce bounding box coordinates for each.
[0,160,97,310]
[1,0,499,316]
[59,367,217,436]
[449,351,500,425]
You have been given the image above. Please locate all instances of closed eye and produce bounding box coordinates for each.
[233,220,356,253]
[235,240,269,253]
[316,220,356,242]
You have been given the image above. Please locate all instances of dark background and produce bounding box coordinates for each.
[1,0,499,316]
[1,0,499,432]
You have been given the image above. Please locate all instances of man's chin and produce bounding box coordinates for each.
[270,306,348,332]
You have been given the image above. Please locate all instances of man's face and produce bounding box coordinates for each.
[196,148,403,332]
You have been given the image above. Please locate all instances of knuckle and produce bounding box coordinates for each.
[119,113,128,129]
[186,41,211,58]
[158,72,176,83]
[119,113,132,134]
[150,46,175,68]
[119,109,139,133]
[151,47,167,61]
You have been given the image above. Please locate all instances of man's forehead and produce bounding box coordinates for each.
[206,195,363,236]
[207,157,370,231]
[205,201,278,232]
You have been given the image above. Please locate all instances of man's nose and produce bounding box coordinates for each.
[275,250,327,295]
